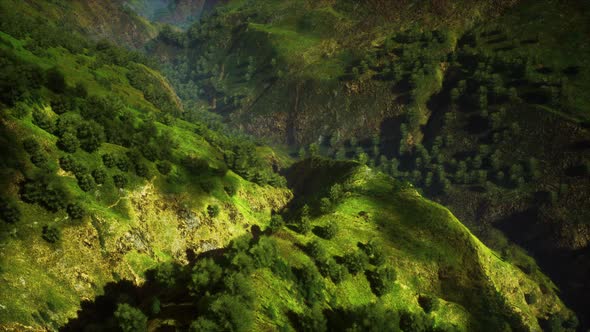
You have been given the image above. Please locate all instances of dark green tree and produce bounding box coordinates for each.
[113,303,147,332]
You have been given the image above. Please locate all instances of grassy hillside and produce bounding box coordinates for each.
[150,0,590,327]
[0,1,582,331]
[0,14,291,329]
[62,159,575,331]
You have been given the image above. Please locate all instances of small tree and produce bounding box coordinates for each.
[42,225,60,243]
[113,303,147,332]
[268,214,284,233]
[57,132,79,153]
[207,204,220,218]
[157,161,172,175]
[343,251,365,275]
[92,169,107,185]
[67,203,85,220]
[113,174,128,189]
[319,197,331,214]
[45,67,66,93]
[0,199,20,224]
[318,221,339,240]
[76,173,95,192]
[102,153,116,168]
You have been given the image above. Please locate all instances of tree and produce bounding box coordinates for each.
[207,205,220,218]
[76,173,95,192]
[268,214,284,233]
[319,197,331,214]
[343,251,366,275]
[102,153,116,168]
[189,258,223,295]
[67,203,85,220]
[113,174,128,189]
[157,161,172,175]
[329,184,343,203]
[92,169,107,185]
[57,132,79,153]
[309,143,320,157]
[368,265,396,296]
[0,199,20,223]
[318,221,339,240]
[45,67,66,93]
[300,304,327,332]
[77,121,105,153]
[113,303,147,332]
[42,225,60,243]
[418,294,439,313]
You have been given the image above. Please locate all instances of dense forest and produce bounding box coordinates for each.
[0,0,588,331]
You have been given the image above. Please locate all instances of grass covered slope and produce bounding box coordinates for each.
[62,159,575,331]
[0,20,291,330]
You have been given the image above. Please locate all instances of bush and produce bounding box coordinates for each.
[42,225,60,243]
[343,251,366,275]
[156,161,172,175]
[207,204,220,218]
[113,303,147,332]
[319,197,332,214]
[189,258,223,295]
[0,199,20,223]
[76,173,95,192]
[317,221,339,240]
[77,121,105,153]
[59,155,76,172]
[224,181,238,197]
[45,67,66,93]
[92,169,107,185]
[102,153,116,168]
[50,96,70,115]
[32,110,54,132]
[67,203,85,220]
[30,152,48,167]
[154,262,177,288]
[268,214,284,233]
[368,266,397,296]
[307,240,327,262]
[134,162,150,179]
[418,294,438,313]
[57,132,79,153]
[116,156,131,172]
[23,138,40,154]
[524,293,537,305]
[21,177,68,212]
[113,174,128,189]
[300,304,327,332]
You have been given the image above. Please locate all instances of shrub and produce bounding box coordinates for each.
[42,225,60,243]
[21,177,68,212]
[102,153,116,168]
[307,240,327,262]
[113,174,128,189]
[524,293,537,305]
[317,221,339,240]
[343,251,366,275]
[92,169,107,185]
[154,262,177,288]
[32,110,54,132]
[418,294,439,313]
[0,199,20,223]
[74,82,87,98]
[224,181,238,196]
[116,156,131,172]
[113,303,147,332]
[76,173,95,192]
[368,266,397,296]
[77,121,105,153]
[67,203,85,220]
[156,161,172,175]
[300,304,327,332]
[50,96,69,115]
[134,162,150,179]
[45,67,66,93]
[207,204,220,218]
[268,214,284,233]
[23,138,40,154]
[30,152,48,167]
[319,197,331,214]
[189,258,223,295]
[57,132,79,153]
[59,155,76,172]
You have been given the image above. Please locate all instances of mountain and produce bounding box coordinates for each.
[152,0,590,327]
[0,0,586,331]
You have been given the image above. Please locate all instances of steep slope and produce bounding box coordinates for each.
[0,0,158,48]
[152,0,590,327]
[62,159,575,331]
[0,19,290,330]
